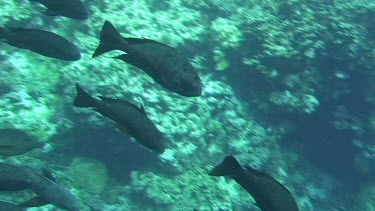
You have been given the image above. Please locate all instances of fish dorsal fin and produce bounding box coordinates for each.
[18,196,48,208]
[99,96,147,115]
[41,169,56,182]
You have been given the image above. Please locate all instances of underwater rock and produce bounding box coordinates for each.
[67,156,108,194]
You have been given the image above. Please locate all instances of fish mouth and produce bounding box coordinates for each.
[183,86,202,97]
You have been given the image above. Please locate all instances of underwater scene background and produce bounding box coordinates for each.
[0,0,374,210]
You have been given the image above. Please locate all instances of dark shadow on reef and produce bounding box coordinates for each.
[54,125,168,183]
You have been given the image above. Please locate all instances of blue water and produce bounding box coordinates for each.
[0,0,374,210]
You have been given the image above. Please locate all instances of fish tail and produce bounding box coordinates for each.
[73,83,97,108]
[209,156,243,176]
[92,20,124,58]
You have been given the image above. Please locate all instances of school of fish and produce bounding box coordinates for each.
[0,0,300,210]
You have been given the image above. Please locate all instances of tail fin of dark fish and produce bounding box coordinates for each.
[73,83,97,108]
[209,156,243,176]
[92,20,124,58]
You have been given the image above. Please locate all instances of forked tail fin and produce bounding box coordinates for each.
[92,20,124,58]
[209,155,243,176]
[73,83,97,108]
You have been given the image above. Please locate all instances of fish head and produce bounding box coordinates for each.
[70,9,89,20]
[146,137,166,154]
[178,74,202,97]
[152,142,166,154]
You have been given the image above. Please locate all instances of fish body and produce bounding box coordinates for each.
[92,21,202,97]
[30,0,88,20]
[0,200,26,211]
[26,171,81,211]
[0,128,43,156]
[73,83,167,153]
[209,156,299,211]
[0,27,81,61]
[0,163,39,191]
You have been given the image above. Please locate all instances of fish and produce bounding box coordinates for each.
[0,26,81,61]
[19,169,81,211]
[209,156,299,211]
[0,163,39,191]
[0,200,26,211]
[29,0,88,20]
[0,128,44,156]
[73,83,167,153]
[92,20,202,97]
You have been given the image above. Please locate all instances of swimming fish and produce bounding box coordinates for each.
[0,128,44,156]
[19,169,81,211]
[30,0,88,20]
[92,20,202,97]
[0,26,81,61]
[0,200,26,211]
[73,83,167,153]
[209,156,299,211]
[0,163,80,211]
[0,163,39,191]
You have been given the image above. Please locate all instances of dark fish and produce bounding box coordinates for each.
[209,156,299,211]
[0,200,26,211]
[0,26,81,61]
[73,83,167,153]
[30,0,88,20]
[0,128,44,156]
[19,169,81,211]
[92,20,202,97]
[0,163,39,191]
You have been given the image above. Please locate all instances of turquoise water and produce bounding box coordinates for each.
[0,0,374,210]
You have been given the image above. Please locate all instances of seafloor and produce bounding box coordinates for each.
[0,0,374,210]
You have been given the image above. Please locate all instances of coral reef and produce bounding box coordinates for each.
[0,0,373,210]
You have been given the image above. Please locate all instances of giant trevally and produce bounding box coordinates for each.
[0,26,81,61]
[73,83,167,153]
[29,0,88,20]
[209,156,300,211]
[0,128,44,157]
[92,20,202,97]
